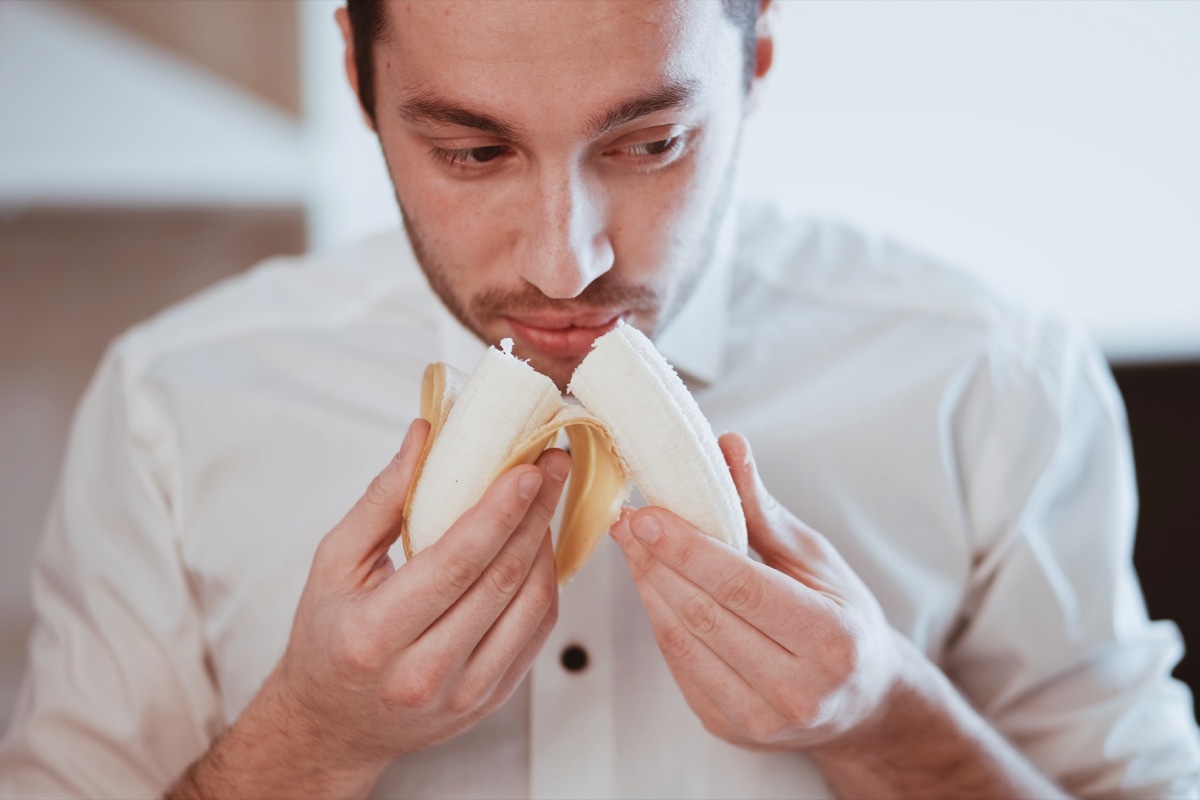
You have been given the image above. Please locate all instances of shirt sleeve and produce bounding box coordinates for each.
[944,319,1200,798]
[0,341,221,798]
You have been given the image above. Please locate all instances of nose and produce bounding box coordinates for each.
[517,165,614,299]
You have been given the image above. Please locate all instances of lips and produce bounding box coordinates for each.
[505,311,625,359]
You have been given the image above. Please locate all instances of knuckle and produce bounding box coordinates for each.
[520,571,557,624]
[780,693,820,729]
[495,486,531,532]
[742,710,788,743]
[312,534,337,567]
[539,583,560,629]
[539,604,559,638]
[497,506,525,535]
[671,537,699,572]
[827,634,859,678]
[657,620,696,661]
[476,689,512,721]
[506,570,558,643]
[624,540,658,575]
[715,570,763,615]
[446,680,487,716]
[440,554,483,595]
[363,472,391,510]
[765,675,823,729]
[679,593,720,638]
[816,616,863,681]
[486,550,529,598]
[335,624,382,675]
[529,488,559,525]
[386,666,443,710]
[701,713,737,742]
[535,576,558,617]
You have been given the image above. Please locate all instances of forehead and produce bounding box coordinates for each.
[376,0,741,126]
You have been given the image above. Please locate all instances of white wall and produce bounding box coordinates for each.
[298,0,399,253]
[741,1,1200,363]
[0,1,303,205]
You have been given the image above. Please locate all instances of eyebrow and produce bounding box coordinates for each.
[587,79,701,137]
[398,92,522,139]
[397,79,702,142]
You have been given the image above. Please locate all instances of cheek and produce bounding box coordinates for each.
[380,129,517,261]
[609,138,732,279]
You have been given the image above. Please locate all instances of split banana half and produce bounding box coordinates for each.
[401,321,747,584]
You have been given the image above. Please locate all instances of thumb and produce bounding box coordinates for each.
[321,418,430,576]
[718,431,805,567]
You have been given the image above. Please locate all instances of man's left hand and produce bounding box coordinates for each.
[609,431,902,752]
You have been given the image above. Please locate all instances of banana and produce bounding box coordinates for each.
[400,321,747,583]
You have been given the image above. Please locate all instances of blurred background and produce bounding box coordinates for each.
[1,0,1197,733]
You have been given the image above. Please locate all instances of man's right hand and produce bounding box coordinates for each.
[167,418,568,799]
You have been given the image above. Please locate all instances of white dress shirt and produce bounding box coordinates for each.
[1,204,1197,799]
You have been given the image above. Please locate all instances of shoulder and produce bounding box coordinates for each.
[75,229,437,552]
[730,202,1101,387]
[735,203,1129,521]
[735,203,1013,330]
[725,203,1124,510]
[103,230,432,390]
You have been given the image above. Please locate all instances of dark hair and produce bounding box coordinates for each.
[346,0,761,121]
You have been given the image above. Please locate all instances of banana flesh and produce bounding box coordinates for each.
[568,322,748,557]
[401,322,747,583]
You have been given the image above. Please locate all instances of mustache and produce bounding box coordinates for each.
[471,276,660,317]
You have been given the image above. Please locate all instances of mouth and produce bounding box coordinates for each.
[504,310,626,360]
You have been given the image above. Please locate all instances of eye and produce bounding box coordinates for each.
[431,144,511,170]
[624,137,682,157]
[607,130,691,170]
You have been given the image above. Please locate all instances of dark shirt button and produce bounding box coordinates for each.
[560,644,588,673]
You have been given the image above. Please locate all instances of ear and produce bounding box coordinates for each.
[335,6,377,132]
[745,0,776,114]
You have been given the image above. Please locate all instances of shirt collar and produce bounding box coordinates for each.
[435,207,737,385]
[437,302,490,374]
[651,205,737,386]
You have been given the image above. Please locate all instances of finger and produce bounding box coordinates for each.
[620,539,790,746]
[415,447,568,657]
[376,448,566,644]
[320,418,429,577]
[614,512,810,695]
[719,431,838,576]
[666,664,788,751]
[719,431,792,560]
[618,503,829,650]
[455,529,559,711]
[487,547,559,707]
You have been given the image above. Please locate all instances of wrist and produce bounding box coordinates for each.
[169,666,386,800]
[805,631,960,768]
[250,664,389,795]
[803,632,1067,799]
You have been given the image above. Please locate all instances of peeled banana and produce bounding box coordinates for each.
[401,321,747,583]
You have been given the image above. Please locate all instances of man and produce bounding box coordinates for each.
[2,1,1197,797]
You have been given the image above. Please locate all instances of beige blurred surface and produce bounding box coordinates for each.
[74,0,301,116]
[0,206,305,731]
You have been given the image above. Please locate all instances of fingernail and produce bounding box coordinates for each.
[518,472,542,500]
[631,513,662,544]
[545,452,570,482]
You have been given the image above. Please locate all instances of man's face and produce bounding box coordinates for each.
[350,0,751,388]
